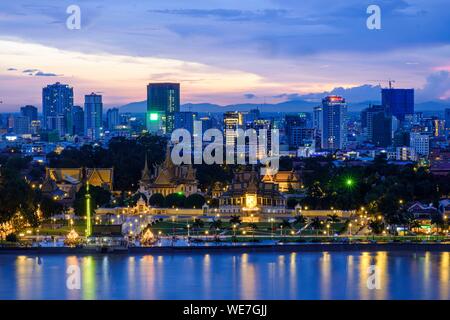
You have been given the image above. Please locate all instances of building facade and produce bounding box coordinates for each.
[381,88,414,122]
[147,83,180,134]
[219,168,287,215]
[321,96,347,150]
[42,82,74,135]
[84,93,103,140]
[139,144,198,198]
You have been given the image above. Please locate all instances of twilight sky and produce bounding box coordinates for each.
[0,0,450,111]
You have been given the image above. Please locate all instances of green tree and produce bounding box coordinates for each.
[165,193,186,208]
[149,193,165,207]
[368,220,385,235]
[185,194,206,209]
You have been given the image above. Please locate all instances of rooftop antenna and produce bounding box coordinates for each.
[367,79,396,89]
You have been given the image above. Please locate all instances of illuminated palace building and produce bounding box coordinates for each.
[218,168,287,216]
[138,144,198,197]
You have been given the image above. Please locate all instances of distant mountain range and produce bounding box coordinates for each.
[118,99,449,114]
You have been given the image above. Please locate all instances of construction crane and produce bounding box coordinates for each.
[367,79,396,89]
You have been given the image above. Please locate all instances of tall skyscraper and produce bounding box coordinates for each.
[147,83,180,134]
[321,96,347,150]
[106,108,120,130]
[13,116,30,134]
[223,111,243,146]
[285,114,307,149]
[362,105,392,147]
[20,105,38,122]
[72,105,84,136]
[313,106,323,148]
[42,82,74,135]
[445,108,450,138]
[381,88,414,122]
[84,93,103,140]
[19,105,38,134]
[174,111,198,134]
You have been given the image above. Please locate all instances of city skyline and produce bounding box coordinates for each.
[1,1,450,111]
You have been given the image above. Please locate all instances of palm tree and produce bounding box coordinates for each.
[310,217,323,235]
[368,220,385,235]
[192,218,204,235]
[248,223,258,241]
[209,219,223,236]
[294,214,306,226]
[327,214,340,223]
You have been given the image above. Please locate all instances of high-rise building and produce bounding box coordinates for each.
[244,109,261,125]
[84,93,103,140]
[382,88,414,122]
[46,115,65,137]
[20,105,38,122]
[106,108,120,130]
[393,130,410,147]
[146,83,180,134]
[285,114,308,149]
[174,111,198,134]
[410,132,430,158]
[223,111,243,146]
[198,115,216,132]
[445,108,450,138]
[313,106,323,149]
[72,105,84,136]
[362,105,392,147]
[13,116,30,134]
[42,82,74,135]
[321,96,347,150]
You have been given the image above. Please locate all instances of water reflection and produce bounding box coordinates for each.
[1,251,449,300]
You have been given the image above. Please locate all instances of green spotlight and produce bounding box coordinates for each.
[344,178,355,188]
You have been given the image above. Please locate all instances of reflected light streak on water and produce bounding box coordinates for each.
[1,251,449,300]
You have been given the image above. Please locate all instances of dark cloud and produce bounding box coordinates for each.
[34,71,59,77]
[275,85,382,102]
[244,93,257,99]
[21,69,60,77]
[298,85,382,102]
[416,71,450,101]
[7,68,17,71]
[273,93,302,100]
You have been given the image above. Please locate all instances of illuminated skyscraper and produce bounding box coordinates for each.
[106,108,120,130]
[72,105,84,136]
[445,108,450,138]
[223,111,244,146]
[147,83,180,134]
[42,82,74,135]
[84,93,103,140]
[321,96,347,150]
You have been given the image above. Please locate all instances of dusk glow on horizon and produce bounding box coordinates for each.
[1,0,450,110]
